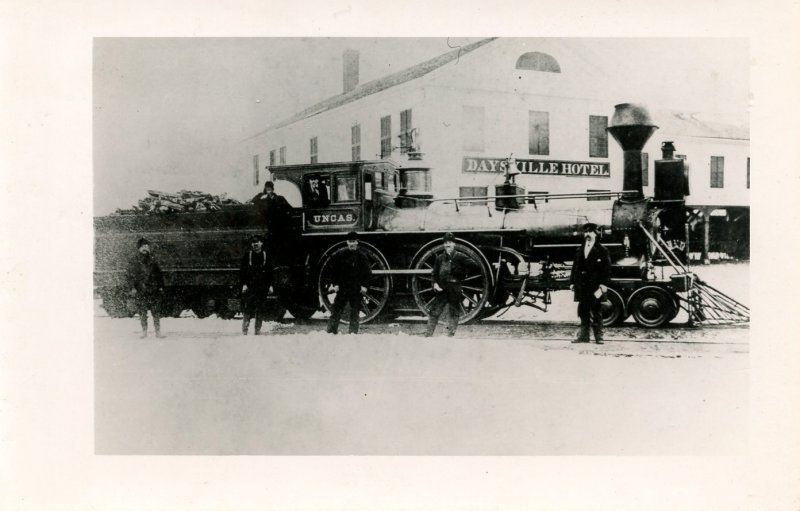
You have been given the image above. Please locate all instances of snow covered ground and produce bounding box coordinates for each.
[94,263,748,455]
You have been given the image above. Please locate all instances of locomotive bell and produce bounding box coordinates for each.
[607,103,659,199]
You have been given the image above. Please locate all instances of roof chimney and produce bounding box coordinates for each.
[343,49,359,94]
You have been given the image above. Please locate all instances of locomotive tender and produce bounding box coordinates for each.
[94,104,749,328]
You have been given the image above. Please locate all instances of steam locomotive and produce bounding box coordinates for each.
[94,103,749,328]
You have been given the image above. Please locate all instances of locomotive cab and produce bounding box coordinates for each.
[269,160,400,234]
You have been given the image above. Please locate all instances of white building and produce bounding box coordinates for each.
[245,38,750,258]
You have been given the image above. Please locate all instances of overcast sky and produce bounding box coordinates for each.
[93,37,749,215]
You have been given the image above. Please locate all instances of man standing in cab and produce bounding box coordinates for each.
[126,238,166,339]
[425,232,468,337]
[569,222,611,344]
[325,231,372,335]
[240,234,273,335]
[251,181,293,241]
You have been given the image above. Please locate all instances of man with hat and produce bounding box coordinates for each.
[251,181,293,248]
[240,234,274,335]
[569,222,611,344]
[126,238,166,338]
[325,231,372,334]
[424,232,469,337]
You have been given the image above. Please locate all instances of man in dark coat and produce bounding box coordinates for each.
[240,235,274,335]
[325,231,372,334]
[424,232,469,337]
[569,222,612,344]
[126,238,166,338]
[251,181,293,240]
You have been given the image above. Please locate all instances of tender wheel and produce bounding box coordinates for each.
[411,241,492,324]
[600,288,626,326]
[628,287,676,328]
[317,243,392,324]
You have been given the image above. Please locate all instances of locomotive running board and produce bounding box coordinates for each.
[638,223,750,326]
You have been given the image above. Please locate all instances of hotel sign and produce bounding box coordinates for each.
[463,157,610,178]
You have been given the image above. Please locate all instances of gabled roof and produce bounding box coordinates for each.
[250,38,497,138]
[655,110,749,140]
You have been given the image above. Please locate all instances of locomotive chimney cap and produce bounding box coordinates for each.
[609,103,656,127]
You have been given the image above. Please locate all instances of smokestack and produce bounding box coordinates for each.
[607,103,658,200]
[343,49,359,94]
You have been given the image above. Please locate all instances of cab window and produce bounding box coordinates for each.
[334,174,359,203]
[303,173,331,207]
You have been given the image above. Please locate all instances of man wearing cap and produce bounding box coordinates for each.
[251,181,293,241]
[240,234,274,335]
[425,232,469,337]
[569,222,611,344]
[126,238,166,338]
[325,231,372,334]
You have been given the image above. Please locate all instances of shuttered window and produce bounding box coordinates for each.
[310,137,318,164]
[380,115,391,158]
[279,146,286,165]
[528,111,549,155]
[589,115,608,157]
[641,152,649,186]
[710,156,724,188]
[459,186,488,206]
[400,109,413,153]
[252,154,259,186]
[351,124,361,161]
[269,150,276,167]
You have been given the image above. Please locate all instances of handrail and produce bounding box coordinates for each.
[402,190,642,205]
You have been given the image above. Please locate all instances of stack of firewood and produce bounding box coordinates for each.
[114,190,243,215]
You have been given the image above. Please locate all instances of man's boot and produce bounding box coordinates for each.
[254,315,263,335]
[572,324,590,343]
[139,313,148,338]
[592,324,604,344]
[242,317,250,335]
[154,317,165,338]
[424,316,437,337]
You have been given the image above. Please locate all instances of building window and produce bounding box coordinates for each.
[310,137,318,164]
[351,124,361,161]
[252,154,259,186]
[400,109,413,153]
[459,186,488,206]
[527,190,548,204]
[380,115,392,158]
[587,189,611,201]
[279,146,286,165]
[710,156,724,188]
[462,105,485,152]
[269,150,276,167]
[747,157,750,189]
[528,111,549,155]
[589,115,608,158]
[641,152,649,187]
[515,52,561,73]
